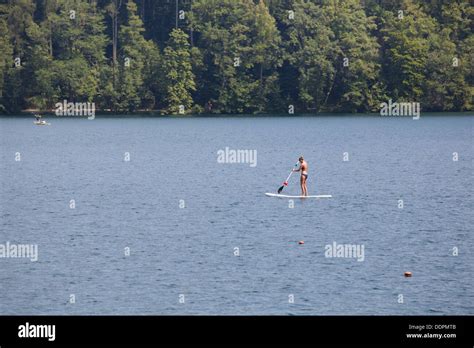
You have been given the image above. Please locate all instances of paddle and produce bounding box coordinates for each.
[277,162,299,194]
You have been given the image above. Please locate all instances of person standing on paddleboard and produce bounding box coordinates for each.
[293,156,308,196]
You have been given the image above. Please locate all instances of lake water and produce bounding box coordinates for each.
[0,115,472,315]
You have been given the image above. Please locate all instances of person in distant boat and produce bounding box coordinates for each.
[293,156,308,196]
[35,114,41,122]
[206,100,213,112]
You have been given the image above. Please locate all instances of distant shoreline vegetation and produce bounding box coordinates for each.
[0,0,472,115]
[6,111,474,118]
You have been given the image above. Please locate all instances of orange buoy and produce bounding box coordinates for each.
[404,272,412,277]
[298,241,304,245]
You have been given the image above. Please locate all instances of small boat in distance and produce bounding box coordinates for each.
[33,114,50,126]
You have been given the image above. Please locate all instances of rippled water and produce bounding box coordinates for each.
[0,115,472,315]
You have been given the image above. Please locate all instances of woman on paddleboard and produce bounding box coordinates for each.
[293,156,308,196]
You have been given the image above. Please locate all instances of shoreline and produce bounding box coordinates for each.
[2,111,473,118]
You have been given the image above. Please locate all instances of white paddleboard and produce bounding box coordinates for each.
[265,193,332,198]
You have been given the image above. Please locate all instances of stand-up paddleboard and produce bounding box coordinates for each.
[265,193,332,198]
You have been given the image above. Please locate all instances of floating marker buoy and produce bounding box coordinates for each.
[298,241,304,245]
[404,272,412,277]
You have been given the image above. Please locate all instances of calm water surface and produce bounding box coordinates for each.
[0,115,473,314]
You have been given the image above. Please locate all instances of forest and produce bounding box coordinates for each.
[0,0,472,114]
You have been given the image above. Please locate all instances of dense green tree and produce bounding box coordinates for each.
[381,0,471,110]
[190,0,254,113]
[115,0,158,111]
[23,19,55,110]
[190,0,282,113]
[381,0,436,101]
[422,27,471,111]
[282,0,336,112]
[1,0,36,112]
[282,0,383,112]
[0,7,13,112]
[327,0,384,112]
[23,0,108,109]
[253,0,282,112]
[162,28,196,114]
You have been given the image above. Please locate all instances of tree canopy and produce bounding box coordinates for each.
[0,0,471,114]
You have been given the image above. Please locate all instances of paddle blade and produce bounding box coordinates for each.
[277,185,284,194]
